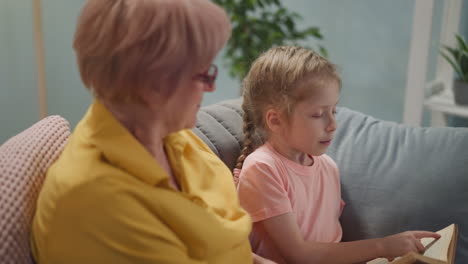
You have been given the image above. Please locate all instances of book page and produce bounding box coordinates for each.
[367,257,391,264]
[366,255,407,264]
[422,224,454,262]
[367,224,455,264]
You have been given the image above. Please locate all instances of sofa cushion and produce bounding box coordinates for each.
[328,107,468,263]
[0,116,70,264]
[195,98,468,263]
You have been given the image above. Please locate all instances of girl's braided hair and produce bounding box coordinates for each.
[235,46,341,170]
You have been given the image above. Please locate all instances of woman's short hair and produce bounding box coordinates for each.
[73,0,231,103]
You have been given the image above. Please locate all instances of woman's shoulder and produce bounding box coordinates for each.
[167,129,200,144]
[170,129,214,153]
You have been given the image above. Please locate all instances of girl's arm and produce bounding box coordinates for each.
[257,213,441,264]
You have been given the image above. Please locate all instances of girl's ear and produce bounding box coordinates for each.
[265,109,283,133]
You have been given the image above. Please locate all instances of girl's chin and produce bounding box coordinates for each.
[309,148,327,157]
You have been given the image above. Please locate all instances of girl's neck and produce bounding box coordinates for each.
[267,137,314,166]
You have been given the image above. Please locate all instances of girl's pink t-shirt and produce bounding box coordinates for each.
[234,143,345,263]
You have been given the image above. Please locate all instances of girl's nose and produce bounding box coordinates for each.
[326,115,337,132]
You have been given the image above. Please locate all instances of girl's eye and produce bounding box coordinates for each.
[310,113,323,118]
[333,110,338,115]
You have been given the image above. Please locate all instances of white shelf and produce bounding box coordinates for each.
[424,94,468,118]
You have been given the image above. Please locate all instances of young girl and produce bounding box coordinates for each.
[234,46,440,264]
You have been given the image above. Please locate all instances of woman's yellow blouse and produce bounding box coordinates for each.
[31,101,253,264]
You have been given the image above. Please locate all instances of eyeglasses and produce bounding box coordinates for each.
[195,64,218,86]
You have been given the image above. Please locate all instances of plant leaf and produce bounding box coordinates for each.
[460,50,468,81]
[440,49,464,79]
[318,45,328,58]
[217,0,327,81]
[305,27,322,39]
[455,33,468,51]
[442,45,460,60]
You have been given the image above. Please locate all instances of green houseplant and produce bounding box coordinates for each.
[213,0,327,81]
[440,33,468,105]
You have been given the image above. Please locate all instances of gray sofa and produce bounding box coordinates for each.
[193,98,468,263]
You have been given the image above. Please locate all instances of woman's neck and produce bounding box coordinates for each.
[102,100,168,158]
[103,100,180,188]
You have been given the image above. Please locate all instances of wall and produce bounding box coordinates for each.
[0,1,39,143]
[0,0,454,143]
[42,0,92,129]
[447,0,468,127]
[462,0,468,38]
[212,0,444,124]
[296,0,415,122]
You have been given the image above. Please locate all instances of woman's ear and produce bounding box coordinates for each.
[265,109,283,134]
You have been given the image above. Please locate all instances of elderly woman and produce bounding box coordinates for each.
[30,0,270,263]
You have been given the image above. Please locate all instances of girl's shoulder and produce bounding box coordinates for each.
[315,154,339,175]
[243,144,282,166]
[242,145,288,175]
[238,145,288,184]
[316,154,337,166]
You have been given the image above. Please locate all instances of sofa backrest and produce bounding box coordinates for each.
[195,98,468,264]
[328,106,468,263]
[0,116,70,264]
[193,98,244,171]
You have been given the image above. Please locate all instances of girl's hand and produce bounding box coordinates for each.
[252,253,277,264]
[377,231,441,261]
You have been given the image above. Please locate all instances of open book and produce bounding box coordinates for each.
[367,224,458,264]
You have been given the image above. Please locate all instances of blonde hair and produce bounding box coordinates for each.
[73,0,231,103]
[235,46,341,170]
